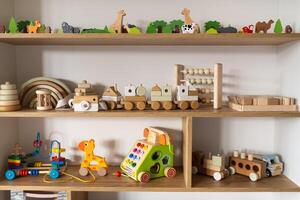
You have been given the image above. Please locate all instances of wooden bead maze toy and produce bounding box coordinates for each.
[78,139,108,177]
[175,63,223,110]
[120,127,176,183]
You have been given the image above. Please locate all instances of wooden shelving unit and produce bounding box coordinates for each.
[0,33,300,46]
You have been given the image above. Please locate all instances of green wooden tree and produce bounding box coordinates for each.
[204,20,221,32]
[151,20,167,33]
[169,20,184,33]
[146,23,156,33]
[17,20,30,33]
[162,24,172,33]
[274,19,283,33]
[9,17,18,33]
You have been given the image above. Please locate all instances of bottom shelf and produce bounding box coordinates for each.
[0,166,298,192]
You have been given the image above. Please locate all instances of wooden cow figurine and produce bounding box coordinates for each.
[181,8,200,34]
[110,10,126,33]
[255,20,274,33]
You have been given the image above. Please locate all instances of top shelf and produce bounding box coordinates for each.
[0,33,300,46]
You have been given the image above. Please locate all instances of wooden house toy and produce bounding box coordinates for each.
[149,84,173,110]
[69,80,99,112]
[101,84,122,110]
[78,139,108,177]
[0,82,21,112]
[192,151,229,181]
[228,95,298,111]
[36,90,52,111]
[175,63,223,109]
[229,150,266,182]
[120,127,176,183]
[121,84,147,111]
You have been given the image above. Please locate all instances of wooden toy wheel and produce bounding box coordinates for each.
[138,171,151,183]
[108,101,117,110]
[178,101,189,110]
[164,167,176,178]
[249,172,258,182]
[136,101,146,110]
[190,101,200,110]
[213,172,222,181]
[162,101,173,110]
[97,167,108,176]
[124,102,134,111]
[79,167,89,176]
[229,166,236,175]
[151,101,160,110]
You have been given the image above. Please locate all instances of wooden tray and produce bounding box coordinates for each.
[229,102,298,112]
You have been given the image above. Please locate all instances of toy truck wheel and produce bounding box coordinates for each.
[138,171,151,183]
[190,101,200,110]
[5,170,16,180]
[162,102,173,110]
[178,101,189,110]
[124,102,134,111]
[151,101,160,110]
[49,169,60,179]
[229,166,236,175]
[108,101,117,110]
[164,167,176,178]
[192,166,198,174]
[79,167,89,176]
[97,167,108,176]
[266,169,272,177]
[249,172,258,182]
[213,172,223,181]
[136,102,146,110]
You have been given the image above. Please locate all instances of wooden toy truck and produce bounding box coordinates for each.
[192,151,229,181]
[120,127,176,183]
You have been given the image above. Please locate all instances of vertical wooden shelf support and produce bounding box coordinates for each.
[182,116,192,188]
[67,191,88,200]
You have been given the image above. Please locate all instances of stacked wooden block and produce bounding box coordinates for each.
[0,82,21,111]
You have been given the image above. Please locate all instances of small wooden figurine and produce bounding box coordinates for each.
[27,20,41,33]
[204,21,221,34]
[62,22,80,33]
[78,139,108,176]
[0,24,6,33]
[181,8,200,34]
[36,90,52,111]
[285,25,293,34]
[229,150,266,182]
[255,20,274,33]
[274,19,283,33]
[121,84,147,111]
[120,127,176,183]
[217,26,238,33]
[241,25,254,33]
[149,84,173,110]
[0,82,21,111]
[9,17,18,33]
[110,10,126,33]
[192,151,229,181]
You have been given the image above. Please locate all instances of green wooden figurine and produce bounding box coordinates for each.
[9,17,18,33]
[204,20,221,33]
[274,19,283,33]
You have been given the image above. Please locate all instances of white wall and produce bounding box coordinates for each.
[6,0,300,200]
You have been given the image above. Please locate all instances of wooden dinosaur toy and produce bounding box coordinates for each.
[27,20,41,33]
[255,20,274,33]
[110,10,126,33]
[181,8,200,34]
[78,139,108,176]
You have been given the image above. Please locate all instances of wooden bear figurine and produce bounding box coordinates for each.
[255,20,274,33]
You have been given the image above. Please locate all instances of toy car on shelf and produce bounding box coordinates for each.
[254,154,283,177]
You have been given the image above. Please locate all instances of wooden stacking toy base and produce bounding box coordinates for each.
[0,104,21,111]
[0,82,21,112]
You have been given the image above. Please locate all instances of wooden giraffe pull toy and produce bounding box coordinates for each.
[78,139,108,177]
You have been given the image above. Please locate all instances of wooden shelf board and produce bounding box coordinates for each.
[0,107,300,118]
[0,166,185,192]
[0,33,300,46]
[192,174,300,192]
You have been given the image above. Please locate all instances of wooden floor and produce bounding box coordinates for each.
[0,107,299,118]
[0,166,298,192]
[0,33,300,46]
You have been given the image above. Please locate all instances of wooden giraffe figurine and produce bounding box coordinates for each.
[78,139,108,176]
[181,8,200,34]
[110,10,126,33]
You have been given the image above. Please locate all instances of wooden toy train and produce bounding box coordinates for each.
[66,63,223,112]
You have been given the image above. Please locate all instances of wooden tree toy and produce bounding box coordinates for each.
[0,82,21,112]
[27,20,42,33]
[120,127,176,183]
[274,19,283,33]
[255,20,274,33]
[9,17,18,33]
[175,63,223,109]
[181,8,200,34]
[36,90,52,111]
[78,139,108,176]
[110,10,126,33]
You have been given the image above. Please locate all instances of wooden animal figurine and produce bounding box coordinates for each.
[110,10,126,34]
[242,25,254,33]
[27,20,41,33]
[285,25,293,34]
[181,8,200,34]
[36,90,52,111]
[78,139,108,177]
[217,26,238,33]
[229,150,266,182]
[62,22,80,33]
[120,127,176,183]
[255,20,274,33]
